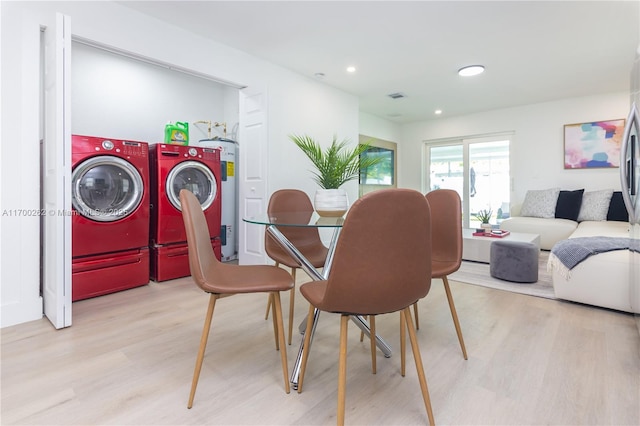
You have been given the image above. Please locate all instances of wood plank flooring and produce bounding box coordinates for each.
[2,272,639,425]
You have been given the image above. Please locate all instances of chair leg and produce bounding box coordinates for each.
[264,262,280,320]
[359,315,366,342]
[369,315,377,374]
[402,307,435,426]
[288,268,297,345]
[297,304,316,394]
[337,314,349,426]
[400,310,406,377]
[271,291,291,394]
[187,293,218,409]
[265,293,272,320]
[271,295,280,351]
[443,276,468,360]
[413,301,420,330]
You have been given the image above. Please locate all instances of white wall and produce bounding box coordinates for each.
[1,1,44,327]
[266,69,359,201]
[72,42,231,143]
[1,1,359,327]
[401,92,630,207]
[359,111,402,143]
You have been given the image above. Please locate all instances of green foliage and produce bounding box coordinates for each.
[473,208,493,224]
[290,134,384,189]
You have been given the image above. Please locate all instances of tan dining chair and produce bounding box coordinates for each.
[264,189,328,344]
[413,189,468,360]
[296,188,436,426]
[179,189,293,409]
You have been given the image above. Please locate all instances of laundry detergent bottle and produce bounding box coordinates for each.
[164,122,189,145]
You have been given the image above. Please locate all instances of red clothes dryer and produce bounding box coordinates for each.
[71,135,150,301]
[149,144,222,281]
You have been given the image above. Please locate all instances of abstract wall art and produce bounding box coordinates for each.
[563,119,625,169]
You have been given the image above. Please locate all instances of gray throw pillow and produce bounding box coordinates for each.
[577,189,614,222]
[520,188,560,218]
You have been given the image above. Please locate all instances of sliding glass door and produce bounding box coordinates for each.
[425,134,511,228]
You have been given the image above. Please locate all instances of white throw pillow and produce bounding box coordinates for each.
[520,188,560,218]
[577,189,614,222]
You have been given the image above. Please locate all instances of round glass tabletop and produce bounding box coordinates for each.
[243,212,345,228]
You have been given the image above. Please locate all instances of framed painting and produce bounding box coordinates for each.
[564,118,625,169]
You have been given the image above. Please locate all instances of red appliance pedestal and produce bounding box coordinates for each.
[72,247,150,301]
[151,239,221,282]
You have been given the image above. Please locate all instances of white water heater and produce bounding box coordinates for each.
[198,138,238,261]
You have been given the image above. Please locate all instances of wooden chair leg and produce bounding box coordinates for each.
[413,301,420,330]
[402,307,435,425]
[271,291,291,394]
[400,310,406,377]
[271,296,279,351]
[369,315,376,374]
[443,276,468,360]
[264,293,272,320]
[264,262,280,320]
[359,315,367,342]
[337,314,349,426]
[297,304,316,394]
[288,268,297,345]
[188,294,218,409]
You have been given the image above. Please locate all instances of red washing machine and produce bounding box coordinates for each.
[71,135,150,301]
[149,144,222,281]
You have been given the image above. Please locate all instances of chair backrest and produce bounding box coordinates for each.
[318,188,432,315]
[180,189,219,291]
[425,189,463,267]
[265,189,324,258]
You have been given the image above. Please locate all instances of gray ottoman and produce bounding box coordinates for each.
[490,240,539,283]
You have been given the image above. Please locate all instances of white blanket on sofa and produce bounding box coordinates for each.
[547,236,632,279]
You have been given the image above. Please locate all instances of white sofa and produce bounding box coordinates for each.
[499,189,635,313]
[550,221,635,313]
[500,215,577,250]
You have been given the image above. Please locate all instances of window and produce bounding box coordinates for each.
[359,135,397,196]
[425,134,511,228]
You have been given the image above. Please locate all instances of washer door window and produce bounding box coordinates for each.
[166,161,217,211]
[72,156,144,222]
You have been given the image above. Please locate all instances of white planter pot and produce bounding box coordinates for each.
[481,223,492,232]
[314,188,348,217]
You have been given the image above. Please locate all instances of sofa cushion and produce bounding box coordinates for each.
[607,191,629,222]
[577,189,614,222]
[500,216,577,250]
[555,189,584,221]
[570,220,630,238]
[520,188,560,218]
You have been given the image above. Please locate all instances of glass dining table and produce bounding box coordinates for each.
[243,212,393,390]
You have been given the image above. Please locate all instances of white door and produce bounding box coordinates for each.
[42,13,72,329]
[238,86,268,265]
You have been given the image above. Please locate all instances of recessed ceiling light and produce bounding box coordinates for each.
[435,110,442,115]
[346,66,356,73]
[458,65,485,77]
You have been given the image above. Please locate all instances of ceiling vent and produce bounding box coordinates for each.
[387,92,406,99]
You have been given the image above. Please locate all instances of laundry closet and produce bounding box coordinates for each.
[70,41,240,300]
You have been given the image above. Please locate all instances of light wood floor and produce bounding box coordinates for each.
[2,272,639,425]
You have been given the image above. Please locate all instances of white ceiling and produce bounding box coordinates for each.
[118,1,639,123]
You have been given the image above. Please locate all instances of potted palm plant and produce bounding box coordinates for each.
[290,134,383,216]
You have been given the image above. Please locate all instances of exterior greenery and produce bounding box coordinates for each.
[290,134,383,189]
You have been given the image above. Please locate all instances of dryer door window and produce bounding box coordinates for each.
[166,161,217,211]
[72,156,144,222]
